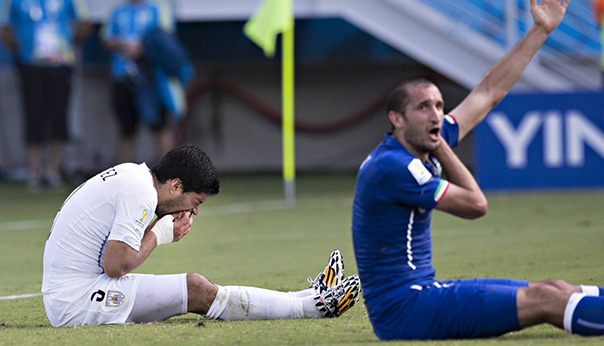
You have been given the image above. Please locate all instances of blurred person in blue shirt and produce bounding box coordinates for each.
[0,0,90,189]
[101,0,192,165]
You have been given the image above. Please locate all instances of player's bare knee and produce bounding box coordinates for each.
[524,284,570,322]
[186,273,218,314]
[540,278,577,293]
[187,273,216,293]
[523,285,556,310]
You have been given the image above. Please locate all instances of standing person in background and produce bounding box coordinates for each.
[101,0,191,165]
[0,0,91,189]
[593,0,604,85]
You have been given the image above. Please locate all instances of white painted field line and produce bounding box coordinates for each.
[198,197,351,216]
[0,198,351,300]
[0,293,41,300]
[0,197,352,233]
[0,219,51,233]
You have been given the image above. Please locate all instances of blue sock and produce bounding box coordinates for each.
[565,293,604,336]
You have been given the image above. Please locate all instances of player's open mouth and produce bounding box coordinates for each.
[428,127,440,141]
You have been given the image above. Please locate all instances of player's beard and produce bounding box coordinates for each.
[155,194,188,218]
[403,126,440,155]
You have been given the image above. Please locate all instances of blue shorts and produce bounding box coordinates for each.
[366,278,529,340]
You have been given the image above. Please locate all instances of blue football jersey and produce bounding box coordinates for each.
[101,0,174,79]
[352,115,459,302]
[0,0,88,66]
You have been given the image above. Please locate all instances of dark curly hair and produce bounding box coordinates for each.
[151,144,220,195]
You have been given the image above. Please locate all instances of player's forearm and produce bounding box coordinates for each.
[475,25,549,108]
[433,140,484,200]
[0,26,17,51]
[454,25,551,140]
[73,22,92,45]
[432,140,487,218]
[103,238,156,278]
[101,37,121,52]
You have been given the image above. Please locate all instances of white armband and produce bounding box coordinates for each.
[150,215,174,246]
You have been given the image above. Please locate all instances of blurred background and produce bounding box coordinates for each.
[0,0,602,190]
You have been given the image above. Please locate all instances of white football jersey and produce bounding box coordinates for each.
[42,163,157,293]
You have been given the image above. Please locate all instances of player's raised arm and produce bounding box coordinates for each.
[450,0,570,141]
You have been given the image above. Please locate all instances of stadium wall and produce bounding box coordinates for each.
[0,20,473,179]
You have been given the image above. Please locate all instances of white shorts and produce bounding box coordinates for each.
[43,273,188,327]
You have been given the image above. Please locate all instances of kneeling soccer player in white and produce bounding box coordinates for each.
[41,144,360,327]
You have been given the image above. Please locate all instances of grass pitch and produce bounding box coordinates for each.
[0,174,603,345]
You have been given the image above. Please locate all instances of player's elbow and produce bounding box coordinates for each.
[104,267,128,279]
[467,197,488,219]
[102,259,129,278]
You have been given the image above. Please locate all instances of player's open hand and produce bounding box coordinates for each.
[172,211,193,242]
[530,0,570,34]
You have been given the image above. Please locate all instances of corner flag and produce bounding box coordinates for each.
[243,0,293,58]
[244,0,296,204]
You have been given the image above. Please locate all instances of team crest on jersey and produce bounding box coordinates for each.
[106,291,125,307]
[407,158,432,185]
[135,206,151,227]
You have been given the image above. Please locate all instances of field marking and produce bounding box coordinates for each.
[0,293,41,300]
[0,197,352,233]
[0,197,352,300]
[198,197,352,216]
[0,219,52,233]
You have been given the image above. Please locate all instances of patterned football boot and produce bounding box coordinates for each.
[307,249,345,295]
[315,274,361,318]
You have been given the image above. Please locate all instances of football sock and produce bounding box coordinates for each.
[205,285,321,320]
[580,285,604,297]
[288,287,316,298]
[563,293,604,336]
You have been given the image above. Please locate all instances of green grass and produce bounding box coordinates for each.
[1,174,604,345]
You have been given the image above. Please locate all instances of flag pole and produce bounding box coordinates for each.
[243,0,296,204]
[282,8,295,205]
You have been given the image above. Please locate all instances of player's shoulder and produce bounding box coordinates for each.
[94,163,151,185]
[373,144,416,169]
[360,148,417,186]
[107,163,155,198]
[115,162,152,179]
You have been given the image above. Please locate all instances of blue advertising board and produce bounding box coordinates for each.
[474,91,604,190]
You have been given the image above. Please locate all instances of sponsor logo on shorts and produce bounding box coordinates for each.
[90,290,105,302]
[106,291,125,307]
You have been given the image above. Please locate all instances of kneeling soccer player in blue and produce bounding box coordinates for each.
[352,0,604,340]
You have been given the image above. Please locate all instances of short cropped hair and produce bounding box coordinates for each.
[151,144,220,195]
[386,78,436,117]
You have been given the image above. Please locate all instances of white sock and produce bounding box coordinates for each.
[563,292,584,333]
[287,287,316,298]
[580,285,600,297]
[205,285,321,320]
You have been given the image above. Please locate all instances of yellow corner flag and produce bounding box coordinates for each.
[243,0,293,57]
